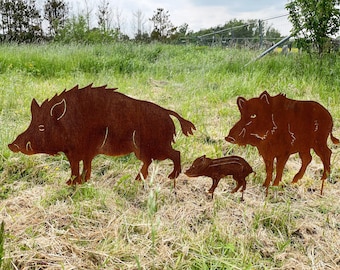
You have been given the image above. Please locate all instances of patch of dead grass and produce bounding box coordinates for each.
[1,150,340,269]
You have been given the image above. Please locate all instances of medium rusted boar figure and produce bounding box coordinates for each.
[225,91,339,195]
[185,155,253,200]
[8,84,196,185]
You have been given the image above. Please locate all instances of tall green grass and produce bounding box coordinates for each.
[0,43,338,83]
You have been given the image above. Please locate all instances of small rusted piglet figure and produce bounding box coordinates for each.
[185,155,253,200]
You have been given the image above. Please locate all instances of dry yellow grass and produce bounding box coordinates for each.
[1,146,340,269]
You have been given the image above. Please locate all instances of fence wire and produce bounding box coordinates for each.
[186,15,292,49]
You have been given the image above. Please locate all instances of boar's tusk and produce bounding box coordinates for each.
[50,99,67,120]
[26,141,33,152]
[132,130,138,149]
[239,128,246,138]
[100,127,109,148]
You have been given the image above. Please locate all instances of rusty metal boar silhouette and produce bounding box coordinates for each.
[225,91,339,195]
[8,84,196,185]
[185,155,253,200]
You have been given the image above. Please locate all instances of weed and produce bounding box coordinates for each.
[253,202,294,239]
[0,221,4,268]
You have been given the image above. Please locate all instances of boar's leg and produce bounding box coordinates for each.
[291,151,312,184]
[240,178,246,201]
[167,149,181,181]
[66,157,81,185]
[262,157,274,196]
[208,178,220,197]
[231,177,246,201]
[313,144,331,180]
[135,158,152,181]
[262,157,274,188]
[273,155,290,186]
[231,177,246,193]
[82,157,93,182]
[312,144,331,195]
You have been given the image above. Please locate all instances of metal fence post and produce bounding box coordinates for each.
[259,19,263,48]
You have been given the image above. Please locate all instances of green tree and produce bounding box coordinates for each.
[225,19,255,39]
[96,0,111,33]
[0,0,42,42]
[265,26,281,39]
[286,0,340,55]
[169,23,189,43]
[149,8,177,42]
[54,14,120,44]
[133,9,150,42]
[54,15,88,43]
[44,0,69,38]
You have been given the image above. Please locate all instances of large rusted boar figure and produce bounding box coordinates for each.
[185,155,253,200]
[8,84,196,185]
[225,91,339,195]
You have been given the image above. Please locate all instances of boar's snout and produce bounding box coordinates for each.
[184,168,193,177]
[8,142,20,152]
[8,136,34,155]
[184,167,199,177]
[225,136,235,143]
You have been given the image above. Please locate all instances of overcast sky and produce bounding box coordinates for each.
[67,0,292,36]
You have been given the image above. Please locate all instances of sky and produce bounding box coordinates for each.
[66,0,292,36]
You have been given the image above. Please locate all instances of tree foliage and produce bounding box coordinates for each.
[0,2,284,45]
[149,8,177,42]
[286,0,340,55]
[192,19,282,47]
[0,0,42,42]
[96,0,111,33]
[44,0,69,38]
[54,15,121,44]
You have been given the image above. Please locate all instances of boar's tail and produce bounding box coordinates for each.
[168,110,196,136]
[330,133,340,144]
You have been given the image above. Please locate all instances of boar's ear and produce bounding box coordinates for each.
[197,155,206,161]
[237,97,246,112]
[31,98,40,114]
[50,99,67,120]
[259,91,270,105]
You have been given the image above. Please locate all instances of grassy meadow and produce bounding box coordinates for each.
[0,43,340,269]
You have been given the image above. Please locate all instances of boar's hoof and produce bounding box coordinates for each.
[135,174,144,181]
[66,177,82,185]
[168,170,180,179]
[262,182,270,188]
[207,191,214,199]
[206,189,215,198]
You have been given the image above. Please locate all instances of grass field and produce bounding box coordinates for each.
[0,43,340,269]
